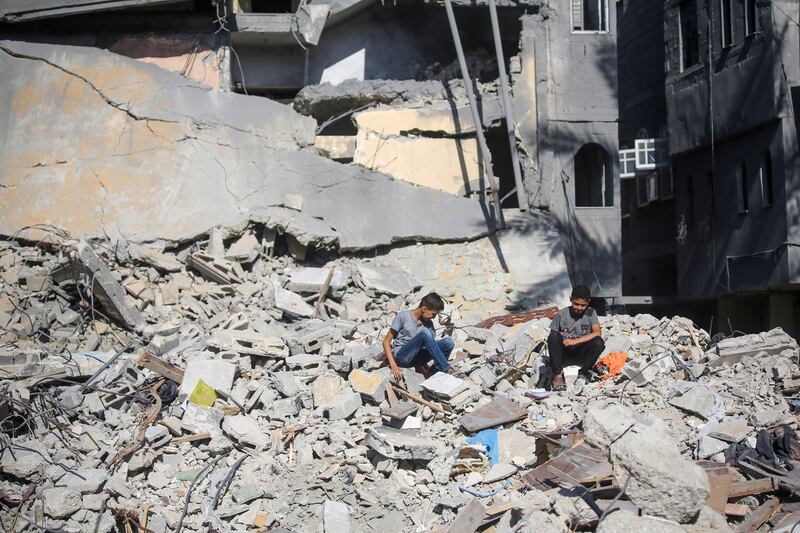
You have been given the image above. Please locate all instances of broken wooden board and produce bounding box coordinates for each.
[705,472,733,514]
[735,496,780,532]
[137,352,184,384]
[728,477,779,498]
[445,498,486,533]
[521,441,613,491]
[460,397,527,433]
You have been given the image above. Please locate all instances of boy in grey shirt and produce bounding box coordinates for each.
[382,293,457,380]
[543,284,604,391]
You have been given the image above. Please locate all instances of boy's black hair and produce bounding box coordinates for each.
[419,292,445,311]
[571,284,591,301]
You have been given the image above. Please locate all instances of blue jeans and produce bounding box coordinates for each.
[394,330,454,373]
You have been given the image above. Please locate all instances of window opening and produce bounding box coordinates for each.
[679,0,700,70]
[574,143,613,207]
[736,160,748,213]
[572,0,608,32]
[745,0,757,35]
[637,172,658,206]
[721,0,733,47]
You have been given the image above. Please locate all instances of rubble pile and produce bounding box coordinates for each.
[1,233,799,532]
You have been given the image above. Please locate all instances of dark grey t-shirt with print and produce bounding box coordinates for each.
[391,310,435,352]
[549,307,599,339]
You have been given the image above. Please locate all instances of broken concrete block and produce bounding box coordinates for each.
[181,404,224,435]
[357,264,421,295]
[209,330,288,358]
[484,463,516,483]
[313,375,344,407]
[600,335,632,358]
[324,391,362,420]
[708,418,751,443]
[367,426,440,461]
[698,435,728,459]
[56,468,108,494]
[595,509,684,533]
[273,283,315,318]
[497,428,536,465]
[0,441,50,479]
[323,500,350,533]
[349,369,388,403]
[222,415,270,449]
[269,397,302,418]
[421,372,467,399]
[144,425,171,447]
[620,357,660,386]
[667,382,717,420]
[43,487,81,519]
[129,244,183,272]
[146,333,180,356]
[315,135,356,160]
[707,327,797,366]
[68,241,145,330]
[750,406,791,428]
[285,353,326,369]
[287,267,347,294]
[225,231,260,263]
[584,404,708,523]
[179,360,236,397]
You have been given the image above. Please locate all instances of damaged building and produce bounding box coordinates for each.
[619,0,800,335]
[0,0,621,304]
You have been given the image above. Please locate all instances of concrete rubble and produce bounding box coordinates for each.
[1,235,800,532]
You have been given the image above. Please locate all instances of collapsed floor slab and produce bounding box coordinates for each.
[0,40,496,250]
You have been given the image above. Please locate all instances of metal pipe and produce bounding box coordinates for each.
[488,0,527,211]
[443,0,505,229]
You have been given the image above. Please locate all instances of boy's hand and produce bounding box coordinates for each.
[563,338,576,347]
[390,362,402,382]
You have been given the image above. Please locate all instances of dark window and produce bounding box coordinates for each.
[687,175,695,224]
[575,143,614,207]
[680,0,700,70]
[736,160,749,213]
[721,0,733,47]
[745,0,757,35]
[572,0,608,32]
[707,171,716,219]
[760,150,774,206]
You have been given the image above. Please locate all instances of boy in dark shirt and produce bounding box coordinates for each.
[544,284,604,391]
[382,292,457,380]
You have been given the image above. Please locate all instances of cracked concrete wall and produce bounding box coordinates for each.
[0,40,496,250]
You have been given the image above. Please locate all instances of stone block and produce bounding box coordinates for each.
[366,426,440,461]
[709,418,751,443]
[208,330,288,358]
[0,441,50,479]
[43,488,81,519]
[421,372,467,399]
[357,264,421,295]
[222,415,270,449]
[313,375,344,407]
[56,468,108,494]
[349,369,388,403]
[667,383,717,420]
[273,283,315,318]
[270,397,302,418]
[324,391,362,420]
[225,231,260,263]
[596,510,684,533]
[285,353,326,369]
[181,404,224,435]
[287,267,347,294]
[323,500,351,533]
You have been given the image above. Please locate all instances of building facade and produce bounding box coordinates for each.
[620,0,800,335]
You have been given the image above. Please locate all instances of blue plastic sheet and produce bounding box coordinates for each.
[466,428,499,465]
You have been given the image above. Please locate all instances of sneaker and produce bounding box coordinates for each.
[551,373,566,392]
[414,364,434,379]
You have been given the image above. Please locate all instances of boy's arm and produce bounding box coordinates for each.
[564,323,602,346]
[383,329,402,381]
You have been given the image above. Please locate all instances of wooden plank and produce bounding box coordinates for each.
[446,498,486,533]
[735,497,780,532]
[484,501,517,517]
[724,504,749,518]
[728,477,779,498]
[706,473,733,513]
[171,432,211,445]
[136,352,184,384]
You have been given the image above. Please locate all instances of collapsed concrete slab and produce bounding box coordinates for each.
[0,40,494,250]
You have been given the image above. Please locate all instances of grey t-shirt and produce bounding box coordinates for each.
[549,307,599,339]
[391,310,435,353]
